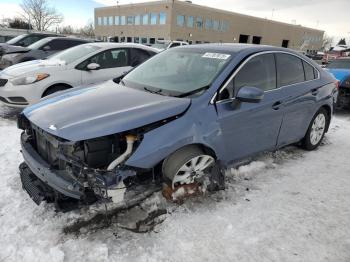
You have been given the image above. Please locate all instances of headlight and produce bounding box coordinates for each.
[10,73,50,86]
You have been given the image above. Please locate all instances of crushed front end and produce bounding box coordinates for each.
[17,114,154,211]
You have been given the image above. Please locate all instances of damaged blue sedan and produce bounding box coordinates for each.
[18,44,338,210]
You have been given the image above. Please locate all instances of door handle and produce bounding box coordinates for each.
[272,101,282,110]
[311,88,319,96]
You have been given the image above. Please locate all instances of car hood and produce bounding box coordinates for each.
[23,81,191,141]
[0,44,30,55]
[0,59,66,77]
[326,68,350,83]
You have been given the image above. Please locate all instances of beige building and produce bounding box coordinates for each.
[94,0,324,53]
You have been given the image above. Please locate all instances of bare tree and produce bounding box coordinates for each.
[79,21,95,38]
[322,34,334,51]
[20,0,63,31]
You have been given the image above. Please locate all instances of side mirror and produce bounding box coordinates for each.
[86,63,101,70]
[236,86,264,103]
[42,45,51,51]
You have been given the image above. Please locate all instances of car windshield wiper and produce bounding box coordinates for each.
[143,87,166,96]
[176,85,210,98]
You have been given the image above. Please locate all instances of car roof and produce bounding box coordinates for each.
[84,42,160,52]
[42,36,90,42]
[176,43,299,55]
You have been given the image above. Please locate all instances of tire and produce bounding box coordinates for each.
[162,145,215,189]
[43,85,70,97]
[302,108,329,150]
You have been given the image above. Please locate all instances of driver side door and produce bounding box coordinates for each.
[78,48,132,85]
[215,53,284,162]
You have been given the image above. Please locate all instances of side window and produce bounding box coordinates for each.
[43,39,66,51]
[64,40,84,49]
[218,54,276,100]
[303,61,317,81]
[20,36,41,47]
[169,43,181,48]
[276,53,304,87]
[130,49,153,67]
[81,49,129,69]
[234,53,276,92]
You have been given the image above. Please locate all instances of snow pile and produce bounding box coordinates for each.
[0,105,350,262]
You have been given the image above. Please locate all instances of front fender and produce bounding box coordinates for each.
[125,104,223,169]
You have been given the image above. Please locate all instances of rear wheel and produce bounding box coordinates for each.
[302,108,329,150]
[162,146,215,189]
[43,85,70,97]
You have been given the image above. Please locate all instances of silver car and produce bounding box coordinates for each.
[0,43,158,108]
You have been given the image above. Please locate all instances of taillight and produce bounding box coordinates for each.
[335,81,340,90]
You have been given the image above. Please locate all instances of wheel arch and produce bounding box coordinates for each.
[42,83,73,98]
[320,104,332,132]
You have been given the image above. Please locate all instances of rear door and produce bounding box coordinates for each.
[276,53,320,147]
[79,48,132,85]
[215,53,284,162]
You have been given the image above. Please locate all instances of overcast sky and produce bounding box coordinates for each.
[0,0,349,43]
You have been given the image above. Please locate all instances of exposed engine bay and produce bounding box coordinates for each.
[17,114,164,211]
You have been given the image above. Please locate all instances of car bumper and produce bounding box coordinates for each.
[20,133,84,199]
[0,80,43,108]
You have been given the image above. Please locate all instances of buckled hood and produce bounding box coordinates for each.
[23,80,191,141]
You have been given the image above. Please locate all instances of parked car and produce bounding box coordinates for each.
[151,40,188,51]
[0,33,60,58]
[0,43,158,107]
[325,57,350,108]
[0,37,88,70]
[17,44,337,210]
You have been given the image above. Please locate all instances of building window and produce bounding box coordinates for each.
[205,19,212,30]
[196,17,203,29]
[127,16,134,25]
[127,37,132,42]
[239,34,250,43]
[177,15,185,26]
[252,36,262,44]
[108,16,113,26]
[142,14,149,25]
[150,13,158,25]
[120,36,126,42]
[103,17,108,26]
[282,39,289,48]
[220,21,229,32]
[159,12,166,25]
[135,15,141,25]
[120,16,126,25]
[97,17,102,26]
[187,16,194,28]
[213,20,219,31]
[141,37,148,44]
[134,37,140,43]
[149,38,156,44]
[196,40,202,44]
[115,16,120,25]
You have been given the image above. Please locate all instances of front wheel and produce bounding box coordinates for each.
[162,146,215,189]
[302,108,329,150]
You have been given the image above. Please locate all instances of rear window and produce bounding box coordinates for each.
[276,53,304,87]
[303,61,317,81]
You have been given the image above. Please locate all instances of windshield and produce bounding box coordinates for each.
[6,34,27,45]
[27,38,52,50]
[123,48,232,97]
[151,43,168,49]
[327,59,350,69]
[49,45,101,64]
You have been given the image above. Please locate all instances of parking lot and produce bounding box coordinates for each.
[0,104,349,262]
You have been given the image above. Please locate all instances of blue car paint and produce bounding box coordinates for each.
[22,44,336,171]
[24,80,191,141]
[327,68,350,85]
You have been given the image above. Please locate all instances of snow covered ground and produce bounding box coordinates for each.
[0,105,350,262]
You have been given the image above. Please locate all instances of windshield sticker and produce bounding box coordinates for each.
[202,53,231,60]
